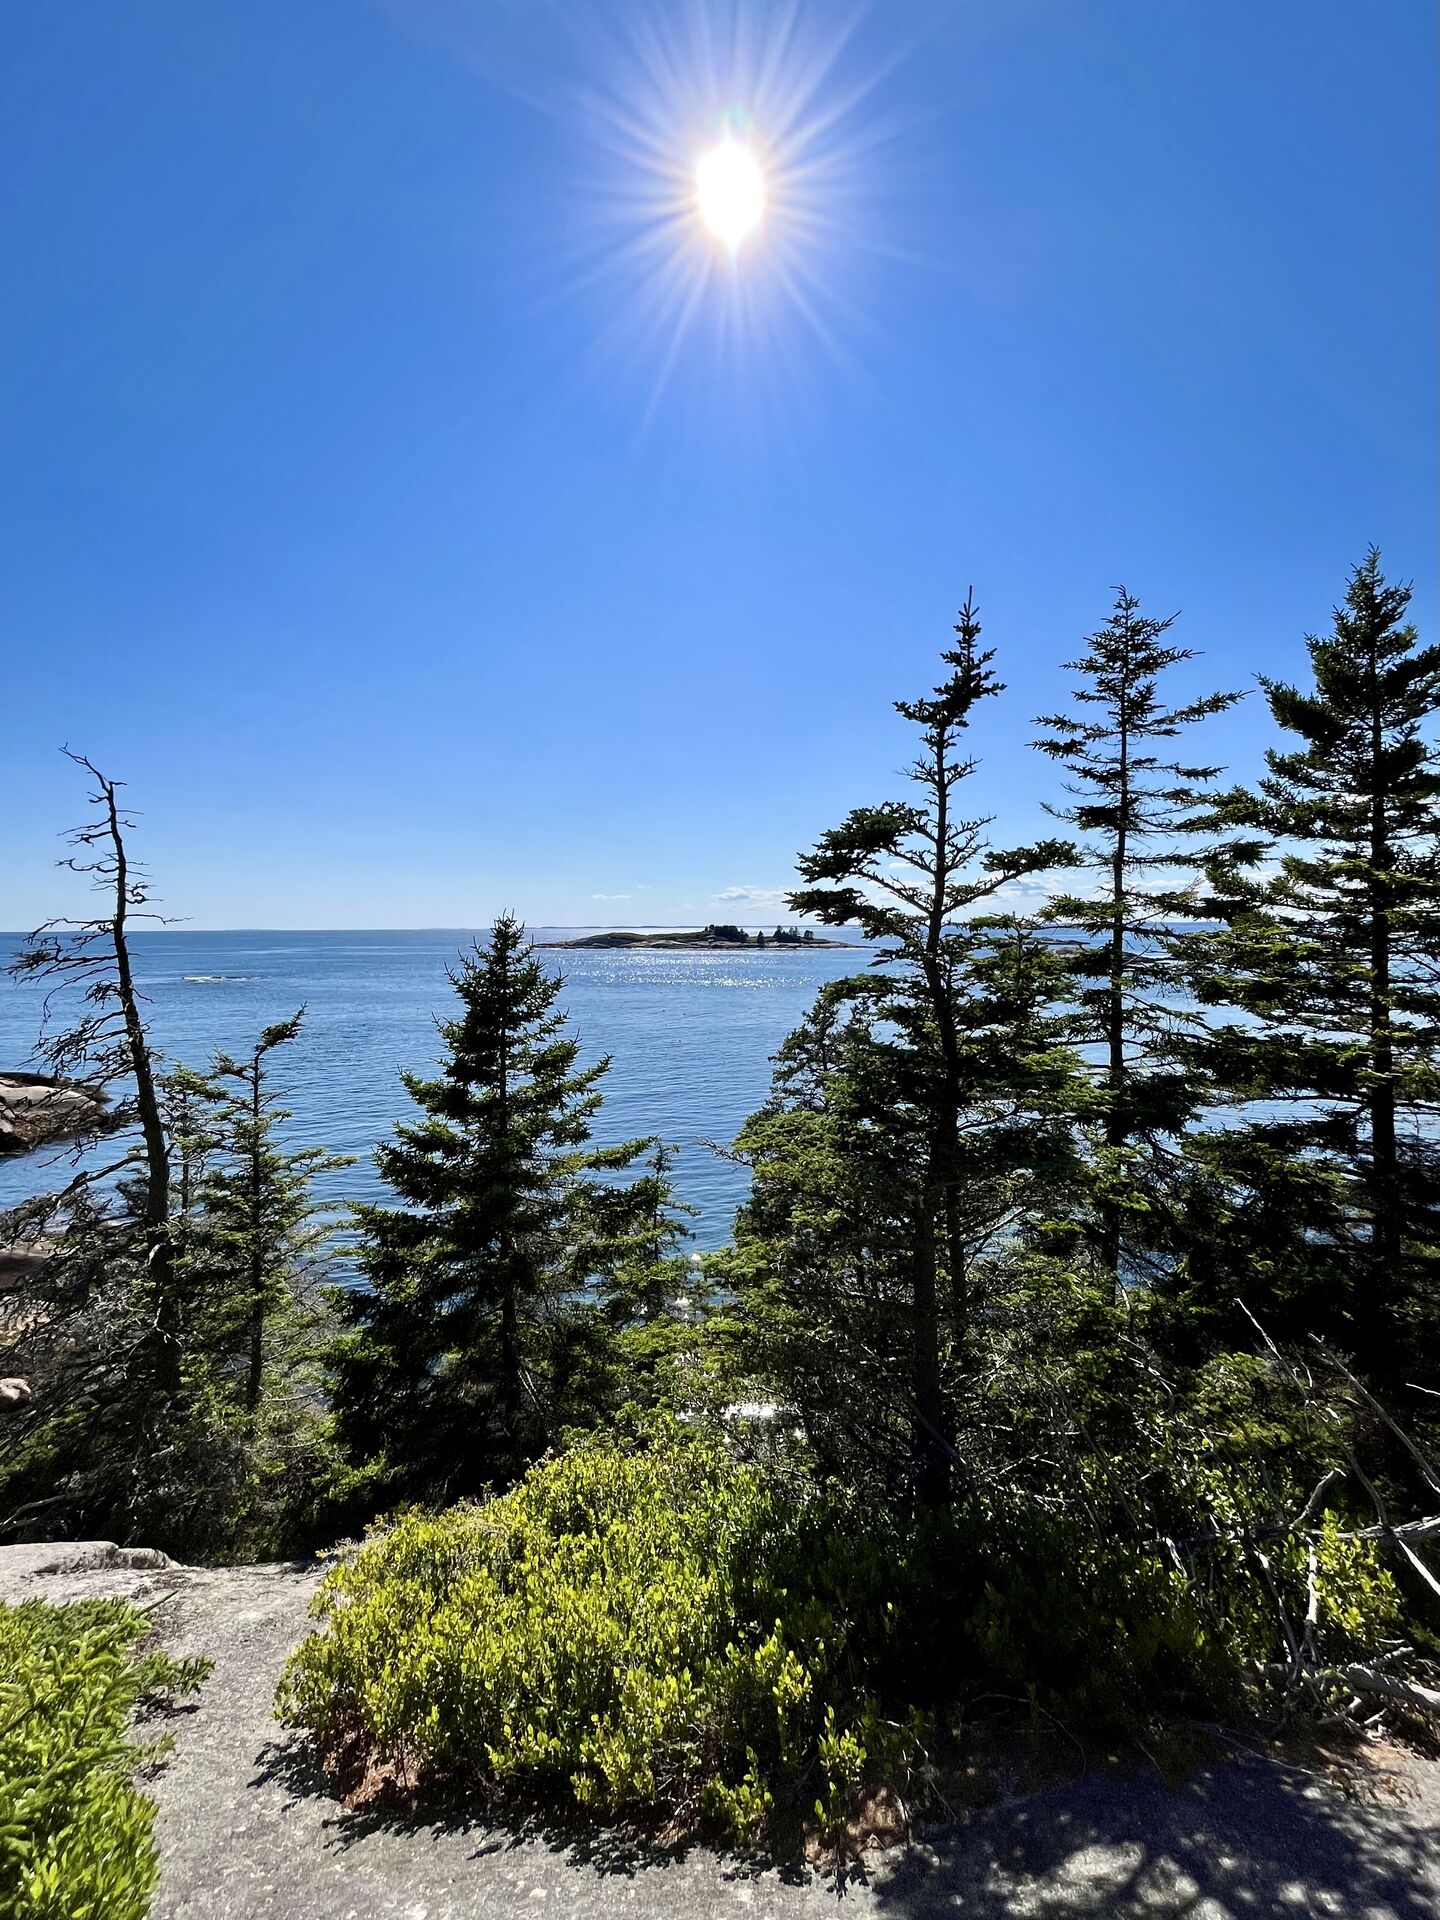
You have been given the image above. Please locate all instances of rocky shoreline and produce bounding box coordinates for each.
[0,1072,102,1155]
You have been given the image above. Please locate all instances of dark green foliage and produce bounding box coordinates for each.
[0,1236,245,1556]
[1033,589,1242,1283]
[732,949,1087,1505]
[170,1016,353,1552]
[1,767,348,1559]
[594,1139,698,1323]
[787,597,1077,1503]
[0,1598,209,1920]
[1178,552,1440,1384]
[330,916,660,1503]
[278,1406,1405,1856]
[193,1012,352,1424]
[0,1036,347,1558]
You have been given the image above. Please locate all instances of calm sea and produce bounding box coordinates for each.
[0,930,875,1249]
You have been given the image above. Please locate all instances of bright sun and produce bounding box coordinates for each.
[696,137,766,250]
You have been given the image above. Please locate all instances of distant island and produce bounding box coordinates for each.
[540,923,855,951]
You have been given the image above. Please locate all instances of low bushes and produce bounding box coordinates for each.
[277,1418,907,1843]
[0,1598,210,1920]
[277,1412,1409,1853]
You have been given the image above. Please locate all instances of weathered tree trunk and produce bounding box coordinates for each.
[244,1058,265,1417]
[103,775,177,1393]
[493,1016,524,1471]
[902,737,961,1509]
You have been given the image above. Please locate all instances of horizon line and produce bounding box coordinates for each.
[0,922,845,936]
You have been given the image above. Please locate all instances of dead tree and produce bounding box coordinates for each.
[10,750,179,1393]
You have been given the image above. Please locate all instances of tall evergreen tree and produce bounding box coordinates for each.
[331,917,654,1502]
[199,1011,351,1423]
[1033,590,1241,1285]
[1184,552,1440,1381]
[788,598,1073,1503]
[734,923,1083,1505]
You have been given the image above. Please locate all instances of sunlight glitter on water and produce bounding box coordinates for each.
[0,929,874,1248]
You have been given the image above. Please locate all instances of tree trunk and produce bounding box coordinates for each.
[909,1196,951,1509]
[1100,695,1131,1294]
[244,1059,265,1418]
[494,1008,523,1472]
[1368,697,1400,1313]
[499,1260,521,1460]
[104,777,177,1394]
[922,736,970,1356]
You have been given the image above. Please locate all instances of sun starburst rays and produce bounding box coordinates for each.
[552,2,894,420]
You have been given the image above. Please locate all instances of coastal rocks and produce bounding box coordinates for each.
[0,1072,103,1154]
[0,1241,53,1290]
[0,1540,177,1583]
[5,1544,1439,1918]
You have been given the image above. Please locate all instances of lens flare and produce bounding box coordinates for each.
[504,0,921,422]
[696,137,766,249]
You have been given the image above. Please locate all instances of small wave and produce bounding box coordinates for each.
[183,974,252,984]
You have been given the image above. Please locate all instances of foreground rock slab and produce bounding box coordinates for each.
[3,1544,1439,1919]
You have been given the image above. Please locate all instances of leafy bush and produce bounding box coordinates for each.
[0,1599,210,1920]
[278,1410,1409,1855]
[278,1418,906,1843]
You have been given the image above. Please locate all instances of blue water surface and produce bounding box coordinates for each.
[0,930,875,1248]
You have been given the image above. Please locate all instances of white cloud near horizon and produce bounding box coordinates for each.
[714,884,793,909]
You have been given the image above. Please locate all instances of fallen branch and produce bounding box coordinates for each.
[1332,1666,1440,1718]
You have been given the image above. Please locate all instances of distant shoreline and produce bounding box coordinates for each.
[539,928,855,952]
[0,925,862,939]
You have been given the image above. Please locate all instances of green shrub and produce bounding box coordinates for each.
[961,1456,1402,1727]
[277,1414,1408,1855]
[0,1599,210,1920]
[277,1418,905,1843]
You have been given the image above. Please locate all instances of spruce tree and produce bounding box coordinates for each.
[788,597,1073,1503]
[596,1140,698,1324]
[734,924,1083,1506]
[1185,552,1440,1381]
[332,916,654,1502]
[1033,589,1241,1286]
[198,1011,351,1423]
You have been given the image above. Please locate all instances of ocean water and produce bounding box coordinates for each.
[0,930,875,1248]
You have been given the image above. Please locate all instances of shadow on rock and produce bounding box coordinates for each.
[872,1757,1440,1919]
[249,1731,813,1888]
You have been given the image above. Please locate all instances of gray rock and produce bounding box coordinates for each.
[0,1239,53,1292]
[3,1545,1438,1918]
[0,1539,176,1582]
[0,1072,103,1154]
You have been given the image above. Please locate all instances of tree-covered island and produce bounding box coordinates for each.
[541,923,850,949]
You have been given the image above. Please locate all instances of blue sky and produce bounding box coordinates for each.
[1,0,1435,929]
